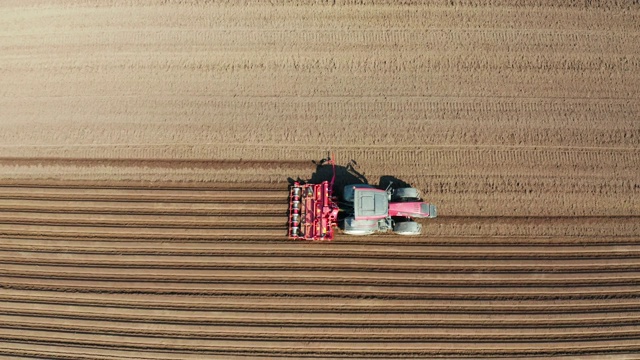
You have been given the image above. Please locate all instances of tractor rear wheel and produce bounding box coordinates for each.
[343,217,377,236]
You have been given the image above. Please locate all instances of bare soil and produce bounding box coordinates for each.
[0,1,639,358]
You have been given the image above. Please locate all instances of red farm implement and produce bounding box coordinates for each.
[288,159,339,241]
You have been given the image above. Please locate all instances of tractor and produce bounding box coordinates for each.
[288,157,437,240]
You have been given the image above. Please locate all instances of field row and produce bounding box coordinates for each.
[5,30,640,56]
[3,238,640,259]
[2,314,640,341]
[0,341,634,360]
[1,147,637,172]
[4,70,637,99]
[3,288,639,313]
[0,186,289,202]
[6,2,640,32]
[3,96,638,121]
[1,217,639,239]
[7,53,640,74]
[4,28,640,54]
[3,122,639,150]
[0,333,637,359]
[4,275,640,300]
[3,252,640,273]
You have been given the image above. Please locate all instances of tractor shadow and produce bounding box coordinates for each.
[287,155,415,199]
[378,175,412,191]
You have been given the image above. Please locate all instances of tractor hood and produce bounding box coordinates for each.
[388,201,437,219]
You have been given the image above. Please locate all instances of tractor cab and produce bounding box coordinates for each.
[343,185,389,220]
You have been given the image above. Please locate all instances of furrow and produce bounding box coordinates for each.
[2,276,639,300]
[0,327,639,357]
[2,315,640,342]
[0,186,288,203]
[0,180,288,190]
[2,239,639,260]
[0,199,287,215]
[1,289,639,314]
[0,212,286,228]
[1,264,638,287]
[0,224,286,239]
[0,341,200,360]
[1,302,640,327]
[1,222,639,243]
[1,252,639,272]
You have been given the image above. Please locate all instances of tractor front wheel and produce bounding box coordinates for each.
[392,221,422,236]
[391,187,421,202]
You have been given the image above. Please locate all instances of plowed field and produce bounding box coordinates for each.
[1,1,639,358]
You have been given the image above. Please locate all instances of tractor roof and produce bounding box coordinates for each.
[354,188,388,219]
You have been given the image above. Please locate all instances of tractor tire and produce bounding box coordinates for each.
[392,221,422,236]
[343,217,377,236]
[343,229,376,236]
[392,187,421,202]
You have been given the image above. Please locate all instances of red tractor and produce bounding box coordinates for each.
[288,158,437,241]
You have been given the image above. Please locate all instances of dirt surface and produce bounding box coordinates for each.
[1,0,639,358]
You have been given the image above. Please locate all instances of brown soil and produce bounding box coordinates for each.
[1,1,639,358]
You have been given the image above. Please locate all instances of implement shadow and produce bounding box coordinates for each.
[288,156,369,199]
